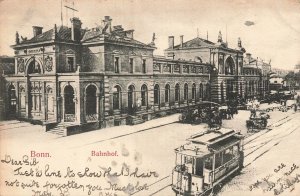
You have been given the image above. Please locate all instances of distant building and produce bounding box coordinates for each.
[243,53,271,99]
[164,32,245,103]
[269,72,284,91]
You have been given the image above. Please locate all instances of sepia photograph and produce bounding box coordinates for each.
[0,0,300,195]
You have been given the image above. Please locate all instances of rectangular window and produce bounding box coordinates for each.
[67,56,75,72]
[142,59,146,73]
[129,58,134,73]
[114,57,119,73]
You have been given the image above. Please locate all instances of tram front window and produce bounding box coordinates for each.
[223,147,234,163]
[204,157,213,170]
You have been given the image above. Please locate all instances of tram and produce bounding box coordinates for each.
[172,128,244,196]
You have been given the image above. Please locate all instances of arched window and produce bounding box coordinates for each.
[113,85,121,110]
[128,85,135,110]
[199,83,203,100]
[141,84,148,106]
[175,83,180,102]
[184,83,188,100]
[192,83,196,100]
[27,58,42,74]
[86,85,97,115]
[165,84,170,103]
[154,84,160,105]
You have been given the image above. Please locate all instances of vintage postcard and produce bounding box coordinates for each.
[0,0,300,195]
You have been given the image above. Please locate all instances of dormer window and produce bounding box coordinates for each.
[66,56,75,72]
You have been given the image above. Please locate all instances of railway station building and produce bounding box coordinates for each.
[2,16,269,134]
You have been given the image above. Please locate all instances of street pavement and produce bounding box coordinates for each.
[0,108,299,196]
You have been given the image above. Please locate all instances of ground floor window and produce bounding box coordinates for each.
[154,84,160,105]
[184,83,188,100]
[165,84,170,103]
[113,85,121,110]
[141,84,148,106]
[175,83,180,102]
[192,83,196,100]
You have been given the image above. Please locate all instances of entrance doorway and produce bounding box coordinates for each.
[64,85,75,122]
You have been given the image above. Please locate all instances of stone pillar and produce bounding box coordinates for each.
[61,96,65,122]
[83,95,86,122]
[96,93,100,121]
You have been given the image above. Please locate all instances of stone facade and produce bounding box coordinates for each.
[164,32,245,103]
[2,16,269,134]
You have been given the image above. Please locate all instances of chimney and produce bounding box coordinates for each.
[32,26,43,37]
[70,17,82,41]
[168,36,174,49]
[180,35,184,48]
[102,16,112,34]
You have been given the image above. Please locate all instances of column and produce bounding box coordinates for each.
[61,96,65,122]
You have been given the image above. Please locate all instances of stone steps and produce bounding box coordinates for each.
[47,124,67,136]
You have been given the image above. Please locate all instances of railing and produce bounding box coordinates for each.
[65,114,75,122]
[86,114,97,122]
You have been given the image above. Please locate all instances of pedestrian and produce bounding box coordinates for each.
[250,109,256,119]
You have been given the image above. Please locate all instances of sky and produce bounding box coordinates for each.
[0,0,300,70]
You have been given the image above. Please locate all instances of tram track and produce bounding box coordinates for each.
[144,112,300,196]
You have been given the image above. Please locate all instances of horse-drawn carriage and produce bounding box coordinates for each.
[246,110,268,131]
[179,102,222,128]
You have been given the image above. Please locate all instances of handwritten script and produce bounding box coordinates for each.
[249,162,300,195]
[1,154,159,196]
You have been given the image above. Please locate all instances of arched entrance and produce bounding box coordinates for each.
[64,85,75,122]
[128,85,135,113]
[7,84,17,118]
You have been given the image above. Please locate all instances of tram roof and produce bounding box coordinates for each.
[175,143,211,157]
[187,128,237,145]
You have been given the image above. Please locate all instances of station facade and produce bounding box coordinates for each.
[2,16,270,133]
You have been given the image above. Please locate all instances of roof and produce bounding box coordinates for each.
[14,22,154,49]
[187,128,236,145]
[175,142,211,158]
[175,129,243,157]
[169,37,215,50]
[16,26,78,46]
[82,30,154,48]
